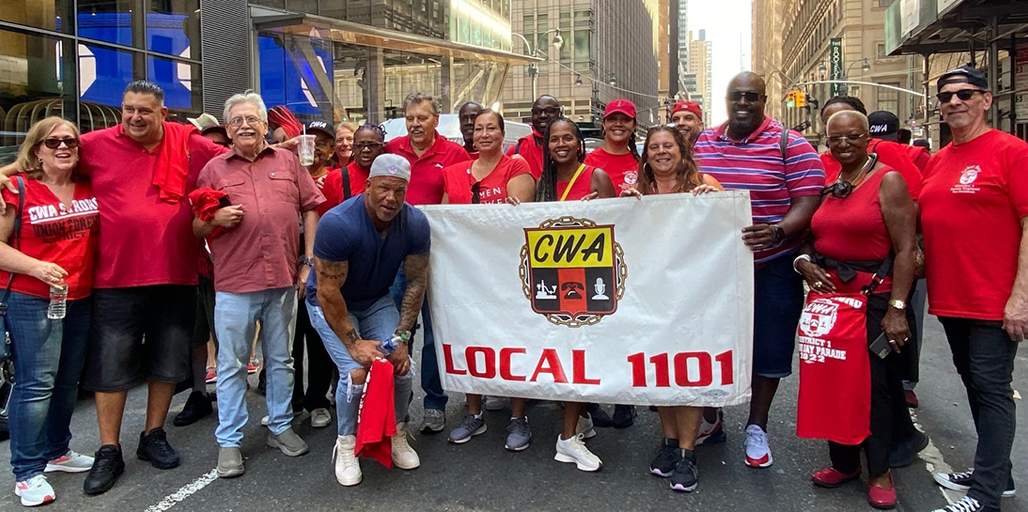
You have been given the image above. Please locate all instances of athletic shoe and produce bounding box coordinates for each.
[649,438,681,477]
[392,423,420,469]
[420,408,445,433]
[449,414,487,444]
[933,469,1016,498]
[266,427,309,457]
[811,466,860,488]
[137,428,180,469]
[554,434,602,472]
[310,408,332,428]
[931,496,982,512]
[744,424,773,468]
[868,477,897,510]
[611,404,637,428]
[696,409,727,446]
[45,450,94,473]
[15,475,55,507]
[333,435,361,486]
[670,450,699,492]
[575,413,597,440]
[889,429,929,468]
[173,391,213,427]
[204,367,217,384]
[484,395,508,411]
[83,445,124,496]
[216,447,244,478]
[504,416,532,451]
[247,359,260,374]
[586,403,614,428]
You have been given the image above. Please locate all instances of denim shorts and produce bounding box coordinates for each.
[753,254,805,378]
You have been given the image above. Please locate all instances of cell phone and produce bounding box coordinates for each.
[218,196,232,208]
[869,333,893,359]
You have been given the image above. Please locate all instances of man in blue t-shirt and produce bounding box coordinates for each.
[305,153,430,487]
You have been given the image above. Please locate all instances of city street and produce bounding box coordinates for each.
[1,313,1025,512]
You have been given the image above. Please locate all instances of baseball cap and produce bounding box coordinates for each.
[603,98,637,119]
[671,100,703,119]
[368,154,411,182]
[187,113,220,133]
[867,111,900,140]
[304,120,335,139]
[937,65,988,90]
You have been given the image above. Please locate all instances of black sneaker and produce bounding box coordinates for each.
[889,429,929,468]
[83,445,124,496]
[649,438,681,477]
[586,403,614,428]
[137,428,180,469]
[611,405,637,429]
[933,469,1016,498]
[173,391,213,427]
[931,496,982,512]
[670,449,699,492]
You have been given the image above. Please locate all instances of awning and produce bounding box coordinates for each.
[249,5,541,66]
[885,0,1028,55]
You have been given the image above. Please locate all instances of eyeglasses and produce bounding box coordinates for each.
[227,115,263,127]
[353,141,383,151]
[826,133,867,145]
[821,180,854,199]
[728,91,764,102]
[41,137,79,149]
[936,89,987,104]
[532,107,561,116]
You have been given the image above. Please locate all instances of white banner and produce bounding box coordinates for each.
[422,192,754,407]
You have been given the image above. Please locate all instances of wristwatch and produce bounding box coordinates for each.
[393,330,413,345]
[298,255,313,268]
[888,299,906,311]
[770,224,786,243]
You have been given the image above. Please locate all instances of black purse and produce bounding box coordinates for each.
[0,177,26,439]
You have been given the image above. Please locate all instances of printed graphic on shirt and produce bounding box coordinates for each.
[28,197,99,242]
[519,216,627,328]
[951,165,981,194]
[797,295,863,364]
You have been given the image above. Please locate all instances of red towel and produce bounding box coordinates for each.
[355,358,397,468]
[187,187,228,240]
[119,121,197,203]
[268,106,303,139]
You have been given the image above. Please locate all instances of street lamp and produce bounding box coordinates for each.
[512,29,563,100]
[608,73,617,87]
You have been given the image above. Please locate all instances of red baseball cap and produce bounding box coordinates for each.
[603,98,637,119]
[672,100,703,119]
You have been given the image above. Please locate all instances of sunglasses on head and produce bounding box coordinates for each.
[41,137,79,149]
[821,180,854,199]
[936,89,987,104]
[728,91,764,102]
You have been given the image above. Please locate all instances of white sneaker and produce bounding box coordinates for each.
[15,475,55,507]
[44,450,94,473]
[392,423,421,470]
[744,424,773,468]
[332,435,362,486]
[554,434,602,471]
[576,413,597,440]
[310,408,332,428]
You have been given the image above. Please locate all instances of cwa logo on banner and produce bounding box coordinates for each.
[421,192,754,406]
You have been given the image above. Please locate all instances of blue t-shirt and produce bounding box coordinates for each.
[306,194,430,310]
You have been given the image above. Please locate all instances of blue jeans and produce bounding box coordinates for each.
[307,295,412,437]
[6,292,91,481]
[390,270,447,411]
[213,288,296,447]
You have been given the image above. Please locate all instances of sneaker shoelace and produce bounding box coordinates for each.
[93,449,120,472]
[946,496,980,512]
[507,418,529,436]
[146,431,175,458]
[458,415,482,433]
[745,428,767,450]
[394,429,414,450]
[949,469,974,481]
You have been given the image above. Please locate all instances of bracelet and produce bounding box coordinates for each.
[792,254,812,274]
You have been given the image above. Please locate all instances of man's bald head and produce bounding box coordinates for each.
[726,71,768,139]
[728,72,767,96]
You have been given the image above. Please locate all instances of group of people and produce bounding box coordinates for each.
[0,62,1023,512]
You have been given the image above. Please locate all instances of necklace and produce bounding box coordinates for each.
[840,153,877,188]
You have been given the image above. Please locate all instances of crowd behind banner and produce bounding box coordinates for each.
[0,62,1023,512]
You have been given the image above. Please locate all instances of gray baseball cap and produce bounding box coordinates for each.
[368,153,411,182]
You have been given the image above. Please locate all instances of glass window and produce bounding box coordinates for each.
[0,0,75,33]
[147,0,201,60]
[147,55,200,114]
[877,82,900,115]
[0,29,78,163]
[285,0,318,13]
[78,42,144,109]
[78,0,137,48]
[574,29,589,61]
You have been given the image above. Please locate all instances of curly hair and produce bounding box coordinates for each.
[637,126,701,195]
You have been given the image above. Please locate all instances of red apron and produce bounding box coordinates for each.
[795,291,871,445]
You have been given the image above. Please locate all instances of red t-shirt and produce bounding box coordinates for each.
[441,155,532,204]
[820,144,922,200]
[506,131,544,179]
[584,147,639,193]
[920,129,1028,320]
[385,135,470,205]
[811,165,896,262]
[0,175,99,300]
[78,127,228,288]
[557,165,597,202]
[322,162,371,214]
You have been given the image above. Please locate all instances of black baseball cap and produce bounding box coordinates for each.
[868,111,900,141]
[304,120,335,139]
[937,65,989,90]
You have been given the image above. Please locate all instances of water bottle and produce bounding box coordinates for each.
[382,335,401,353]
[47,285,67,320]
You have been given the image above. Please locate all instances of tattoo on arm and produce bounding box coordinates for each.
[314,258,357,347]
[398,253,429,332]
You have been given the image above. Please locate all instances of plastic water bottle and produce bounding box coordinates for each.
[47,285,67,320]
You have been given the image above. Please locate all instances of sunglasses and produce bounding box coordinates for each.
[353,142,383,151]
[936,89,987,104]
[41,137,79,149]
[821,180,854,199]
[728,91,764,102]
[826,133,867,145]
[531,107,561,116]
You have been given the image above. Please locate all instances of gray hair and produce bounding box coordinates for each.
[825,109,869,133]
[223,91,268,124]
[402,92,439,116]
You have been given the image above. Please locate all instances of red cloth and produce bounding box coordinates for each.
[385,135,471,205]
[186,187,228,240]
[441,155,532,204]
[557,165,597,201]
[796,291,871,445]
[119,121,198,204]
[0,175,98,300]
[506,130,545,179]
[584,147,639,193]
[820,143,922,200]
[355,358,397,468]
[920,129,1028,320]
[77,126,228,288]
[811,165,895,262]
[268,106,303,139]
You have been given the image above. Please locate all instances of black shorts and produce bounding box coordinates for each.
[82,285,197,392]
[192,275,217,347]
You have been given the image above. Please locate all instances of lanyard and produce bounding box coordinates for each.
[559,164,587,202]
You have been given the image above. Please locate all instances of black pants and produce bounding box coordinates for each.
[939,317,1018,512]
[828,294,915,478]
[291,297,333,412]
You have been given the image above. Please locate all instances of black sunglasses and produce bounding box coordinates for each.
[41,137,79,149]
[936,89,987,104]
[728,91,764,102]
[821,180,854,199]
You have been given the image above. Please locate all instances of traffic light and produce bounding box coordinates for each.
[795,90,807,108]
[785,90,796,108]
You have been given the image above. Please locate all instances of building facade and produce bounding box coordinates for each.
[687,30,713,125]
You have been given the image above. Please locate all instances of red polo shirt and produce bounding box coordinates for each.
[506,130,545,179]
[385,135,470,205]
[78,126,228,288]
[196,145,325,294]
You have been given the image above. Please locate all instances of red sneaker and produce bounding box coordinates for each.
[204,367,217,384]
[868,476,897,510]
[811,466,860,488]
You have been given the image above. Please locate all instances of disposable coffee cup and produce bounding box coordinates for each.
[298,134,316,166]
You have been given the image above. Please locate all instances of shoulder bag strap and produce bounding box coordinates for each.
[1,177,26,308]
[779,125,791,162]
[341,168,352,200]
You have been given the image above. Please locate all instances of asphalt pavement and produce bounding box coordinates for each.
[1,313,1025,512]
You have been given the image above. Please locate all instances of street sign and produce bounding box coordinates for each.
[829,38,843,97]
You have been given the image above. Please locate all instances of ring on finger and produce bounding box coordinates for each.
[814,281,823,288]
